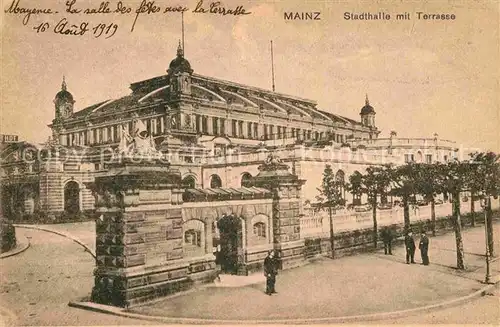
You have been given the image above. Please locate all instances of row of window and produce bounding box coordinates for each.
[403,153,454,164]
[184,222,266,247]
[61,115,350,146]
[61,118,167,146]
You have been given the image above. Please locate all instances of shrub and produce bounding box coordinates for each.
[0,218,16,253]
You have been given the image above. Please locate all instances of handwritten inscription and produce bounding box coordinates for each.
[5,0,56,25]
[192,0,250,16]
[4,0,252,39]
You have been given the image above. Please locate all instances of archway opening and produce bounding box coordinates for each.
[213,214,243,275]
[241,173,253,188]
[210,174,222,188]
[64,181,80,215]
[182,176,196,189]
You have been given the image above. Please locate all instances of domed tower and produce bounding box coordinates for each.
[360,94,376,127]
[54,76,75,121]
[167,41,193,98]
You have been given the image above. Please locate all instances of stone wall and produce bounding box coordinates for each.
[304,212,498,259]
[92,207,218,307]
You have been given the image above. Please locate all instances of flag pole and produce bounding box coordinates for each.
[271,40,275,92]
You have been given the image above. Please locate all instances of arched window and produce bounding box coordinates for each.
[182,176,196,188]
[253,222,266,238]
[241,173,253,188]
[64,181,80,215]
[210,174,222,188]
[416,151,423,163]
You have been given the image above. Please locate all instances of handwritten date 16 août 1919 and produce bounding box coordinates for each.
[33,18,118,38]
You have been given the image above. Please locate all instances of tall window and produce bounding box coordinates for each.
[253,222,266,238]
[425,154,433,164]
[232,120,237,137]
[404,154,415,163]
[202,116,208,133]
[238,121,244,138]
[247,122,253,139]
[213,117,219,135]
[220,118,225,135]
[156,118,162,135]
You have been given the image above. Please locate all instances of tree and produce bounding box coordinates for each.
[347,166,391,249]
[316,165,345,259]
[469,151,500,256]
[436,160,469,270]
[413,163,444,236]
[348,171,363,205]
[387,163,418,230]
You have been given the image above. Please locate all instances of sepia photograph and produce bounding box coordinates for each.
[0,0,499,325]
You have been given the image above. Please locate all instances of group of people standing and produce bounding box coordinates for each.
[263,229,431,296]
[381,227,430,265]
[405,231,430,265]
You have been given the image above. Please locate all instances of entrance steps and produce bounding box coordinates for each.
[213,273,266,288]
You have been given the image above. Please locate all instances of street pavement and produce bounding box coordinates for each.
[134,223,500,321]
[0,221,498,325]
[374,284,500,325]
[0,228,155,326]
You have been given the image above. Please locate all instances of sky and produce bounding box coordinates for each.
[1,0,499,152]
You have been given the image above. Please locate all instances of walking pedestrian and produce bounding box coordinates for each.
[381,227,393,255]
[264,250,279,295]
[419,231,430,265]
[405,231,416,264]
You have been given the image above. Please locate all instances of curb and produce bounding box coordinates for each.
[13,224,95,259]
[68,276,500,324]
[0,234,30,259]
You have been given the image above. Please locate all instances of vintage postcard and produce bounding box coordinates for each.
[1,0,499,326]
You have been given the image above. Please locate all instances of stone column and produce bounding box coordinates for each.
[86,158,217,307]
[242,121,248,139]
[207,116,213,135]
[226,119,233,137]
[258,123,264,140]
[252,153,306,270]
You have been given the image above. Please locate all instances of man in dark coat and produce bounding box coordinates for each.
[419,231,430,265]
[264,250,278,295]
[405,231,416,264]
[381,227,394,255]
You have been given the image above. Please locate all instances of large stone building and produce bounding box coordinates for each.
[0,43,460,221]
[0,43,469,305]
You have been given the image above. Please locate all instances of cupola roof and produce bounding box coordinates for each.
[360,94,375,115]
[167,41,193,75]
[55,76,74,103]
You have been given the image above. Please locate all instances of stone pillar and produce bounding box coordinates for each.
[227,119,233,137]
[258,123,264,140]
[242,121,248,138]
[224,118,230,136]
[207,116,213,135]
[86,158,217,307]
[252,153,306,270]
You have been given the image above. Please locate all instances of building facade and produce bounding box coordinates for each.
[0,44,460,220]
